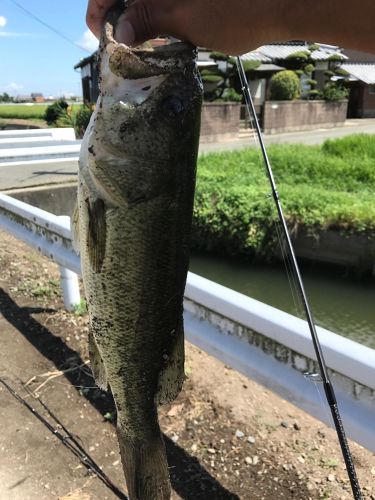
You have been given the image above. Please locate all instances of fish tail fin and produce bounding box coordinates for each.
[117,430,171,500]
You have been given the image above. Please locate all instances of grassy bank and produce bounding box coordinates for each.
[192,134,375,258]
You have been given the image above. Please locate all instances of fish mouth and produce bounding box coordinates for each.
[102,3,197,79]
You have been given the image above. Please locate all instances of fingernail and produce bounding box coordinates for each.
[115,19,135,46]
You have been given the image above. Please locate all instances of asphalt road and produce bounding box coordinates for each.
[200,118,375,153]
[1,119,375,191]
[0,158,78,191]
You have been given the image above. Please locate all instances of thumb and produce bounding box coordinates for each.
[115,2,161,46]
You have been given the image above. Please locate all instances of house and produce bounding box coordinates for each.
[242,41,347,106]
[31,93,44,103]
[74,53,99,104]
[75,41,346,103]
[341,49,375,118]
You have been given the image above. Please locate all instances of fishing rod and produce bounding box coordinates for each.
[236,56,362,500]
[0,378,128,500]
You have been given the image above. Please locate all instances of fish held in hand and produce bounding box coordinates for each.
[73,4,202,500]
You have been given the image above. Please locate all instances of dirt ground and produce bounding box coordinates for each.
[0,230,374,500]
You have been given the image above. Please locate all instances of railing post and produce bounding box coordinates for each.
[59,266,80,311]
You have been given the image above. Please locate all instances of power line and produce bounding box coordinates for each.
[7,0,91,53]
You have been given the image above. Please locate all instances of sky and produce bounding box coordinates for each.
[0,0,99,98]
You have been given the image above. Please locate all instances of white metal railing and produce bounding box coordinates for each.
[0,127,76,141]
[0,144,81,163]
[0,192,374,452]
[0,193,80,310]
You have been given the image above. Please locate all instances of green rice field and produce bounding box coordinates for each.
[0,104,49,119]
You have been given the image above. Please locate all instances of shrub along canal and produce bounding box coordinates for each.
[190,253,375,349]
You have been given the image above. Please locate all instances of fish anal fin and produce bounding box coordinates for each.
[89,329,108,391]
[86,198,106,273]
[156,320,185,406]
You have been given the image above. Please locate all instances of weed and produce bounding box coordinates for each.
[32,285,55,298]
[321,457,339,468]
[73,299,87,316]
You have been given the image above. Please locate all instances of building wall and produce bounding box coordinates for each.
[361,85,375,117]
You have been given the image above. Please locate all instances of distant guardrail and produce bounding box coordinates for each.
[0,127,76,140]
[0,192,374,453]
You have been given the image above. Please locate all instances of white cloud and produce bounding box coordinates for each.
[1,82,24,95]
[0,16,7,28]
[77,29,99,52]
[0,31,32,37]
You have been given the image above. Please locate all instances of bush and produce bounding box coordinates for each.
[308,43,320,52]
[44,99,69,125]
[304,64,315,74]
[328,54,345,62]
[221,89,242,102]
[74,105,93,138]
[269,70,300,100]
[286,51,310,61]
[323,83,349,101]
[306,89,322,100]
[307,79,318,87]
[202,74,223,84]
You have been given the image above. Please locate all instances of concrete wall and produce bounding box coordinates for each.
[263,100,348,134]
[293,228,375,275]
[200,103,241,142]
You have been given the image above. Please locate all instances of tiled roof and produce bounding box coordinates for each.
[242,43,347,62]
[341,63,375,84]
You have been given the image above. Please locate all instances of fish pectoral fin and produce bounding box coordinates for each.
[71,200,80,254]
[86,198,107,273]
[89,330,108,391]
[155,319,185,406]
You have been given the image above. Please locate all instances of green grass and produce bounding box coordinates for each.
[0,103,82,121]
[192,134,375,258]
[0,104,49,119]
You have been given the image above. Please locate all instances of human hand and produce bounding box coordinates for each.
[86,0,285,55]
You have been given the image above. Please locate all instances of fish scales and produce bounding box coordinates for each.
[74,3,202,499]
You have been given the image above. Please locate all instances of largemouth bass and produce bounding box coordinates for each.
[74,3,202,499]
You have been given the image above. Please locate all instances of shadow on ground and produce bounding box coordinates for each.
[0,288,239,500]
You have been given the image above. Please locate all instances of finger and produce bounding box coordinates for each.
[86,0,118,38]
[115,1,158,45]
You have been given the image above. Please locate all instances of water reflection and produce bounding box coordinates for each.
[189,253,375,349]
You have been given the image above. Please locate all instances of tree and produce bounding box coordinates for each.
[200,52,260,102]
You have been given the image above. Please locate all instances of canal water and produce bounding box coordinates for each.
[189,253,375,350]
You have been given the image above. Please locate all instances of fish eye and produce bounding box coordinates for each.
[161,96,184,117]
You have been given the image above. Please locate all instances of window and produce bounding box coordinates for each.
[369,85,375,94]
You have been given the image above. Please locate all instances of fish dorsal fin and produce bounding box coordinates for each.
[86,198,107,273]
